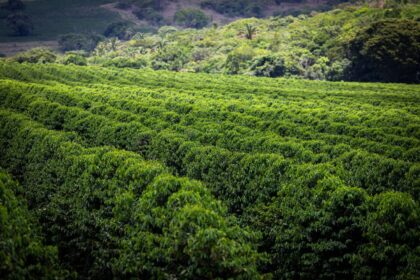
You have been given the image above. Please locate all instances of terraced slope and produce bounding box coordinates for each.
[0,62,419,279]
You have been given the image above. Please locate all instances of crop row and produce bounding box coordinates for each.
[0,80,417,211]
[1,63,419,279]
[0,109,261,279]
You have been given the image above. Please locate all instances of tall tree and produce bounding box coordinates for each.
[345,19,420,83]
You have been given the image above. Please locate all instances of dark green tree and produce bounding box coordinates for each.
[58,33,103,52]
[174,8,210,29]
[345,19,420,83]
[250,54,285,77]
[103,22,134,40]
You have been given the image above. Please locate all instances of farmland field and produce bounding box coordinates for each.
[0,62,419,278]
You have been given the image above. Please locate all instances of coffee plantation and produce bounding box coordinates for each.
[0,62,419,279]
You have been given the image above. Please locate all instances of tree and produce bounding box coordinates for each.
[250,54,285,77]
[244,23,257,40]
[10,48,57,64]
[104,22,134,40]
[174,8,210,29]
[5,12,33,36]
[58,33,103,52]
[345,19,420,83]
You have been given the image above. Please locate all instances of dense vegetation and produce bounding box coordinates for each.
[87,3,419,83]
[6,3,419,83]
[0,62,419,278]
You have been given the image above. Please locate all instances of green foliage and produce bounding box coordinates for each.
[152,43,190,71]
[58,33,104,52]
[201,0,264,17]
[103,22,135,40]
[0,62,419,279]
[250,54,285,77]
[9,48,57,64]
[61,52,88,66]
[103,56,148,69]
[0,171,67,279]
[0,102,262,278]
[244,23,257,40]
[345,19,420,83]
[354,192,420,279]
[134,8,164,25]
[174,8,210,29]
[82,5,420,82]
[225,44,255,74]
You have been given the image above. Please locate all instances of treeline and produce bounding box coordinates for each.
[5,3,420,83]
[0,62,419,278]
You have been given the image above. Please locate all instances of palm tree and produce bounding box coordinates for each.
[244,23,257,40]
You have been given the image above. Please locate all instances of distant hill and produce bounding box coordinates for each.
[0,0,337,43]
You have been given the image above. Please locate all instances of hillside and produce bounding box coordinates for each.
[82,4,420,83]
[0,0,337,54]
[0,0,331,41]
[3,2,419,83]
[1,62,419,278]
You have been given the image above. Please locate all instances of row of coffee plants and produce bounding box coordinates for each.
[0,109,262,279]
[0,62,419,278]
[0,170,68,279]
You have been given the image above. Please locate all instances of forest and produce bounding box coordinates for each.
[1,0,420,279]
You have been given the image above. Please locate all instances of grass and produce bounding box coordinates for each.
[0,0,123,42]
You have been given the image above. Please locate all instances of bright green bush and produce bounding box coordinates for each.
[61,52,87,66]
[9,48,56,64]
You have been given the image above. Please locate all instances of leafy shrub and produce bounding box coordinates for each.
[0,171,67,279]
[103,56,148,69]
[201,0,263,17]
[225,45,255,74]
[152,44,190,71]
[10,48,56,64]
[250,54,285,77]
[133,8,164,25]
[62,52,87,66]
[58,33,103,52]
[174,8,210,29]
[104,22,134,40]
[0,109,263,278]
